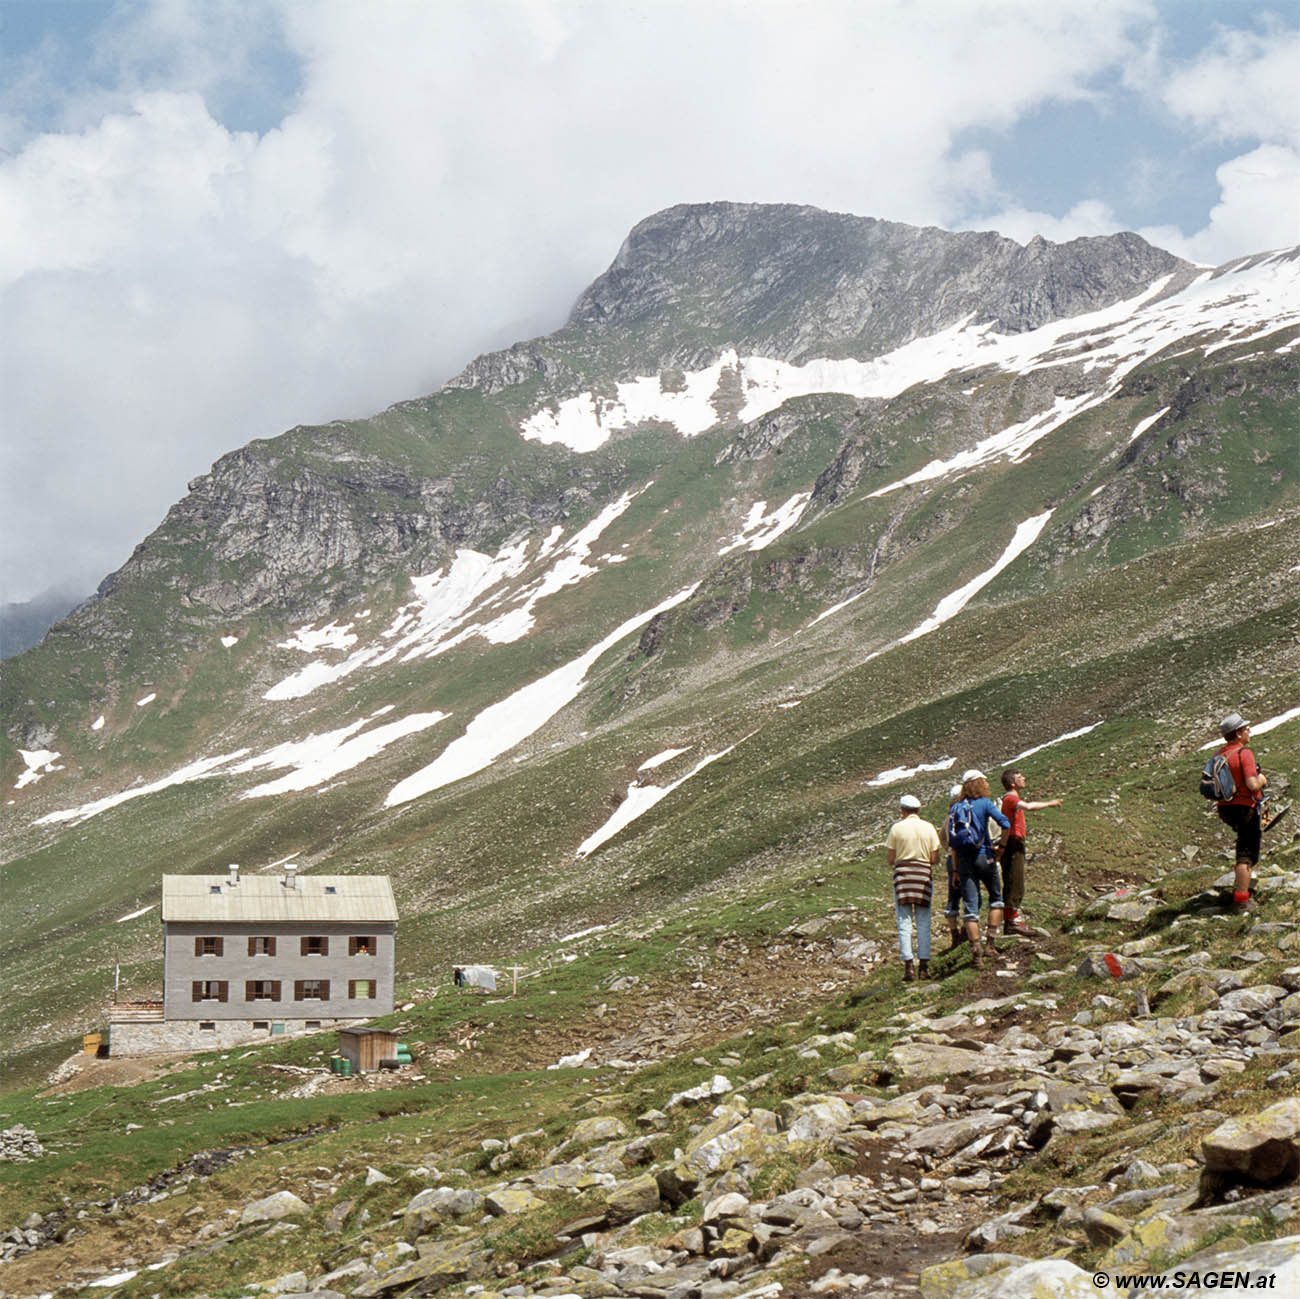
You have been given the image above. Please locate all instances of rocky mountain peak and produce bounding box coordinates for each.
[463,204,1194,387]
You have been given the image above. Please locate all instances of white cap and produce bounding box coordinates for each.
[961,768,985,783]
[899,794,921,809]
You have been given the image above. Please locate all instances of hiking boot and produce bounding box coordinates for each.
[903,960,916,983]
[1231,897,1258,915]
[970,942,983,970]
[1004,913,1031,936]
[917,959,930,979]
[947,929,965,951]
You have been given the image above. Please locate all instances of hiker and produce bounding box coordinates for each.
[886,793,942,981]
[939,783,965,950]
[948,770,1011,968]
[998,769,1063,935]
[1214,713,1268,914]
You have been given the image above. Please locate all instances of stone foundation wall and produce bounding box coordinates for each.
[109,1017,362,1055]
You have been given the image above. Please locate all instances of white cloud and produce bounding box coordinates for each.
[962,198,1125,246]
[1138,145,1300,265]
[1162,23,1300,149]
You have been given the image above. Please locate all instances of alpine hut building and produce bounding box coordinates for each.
[108,864,397,1055]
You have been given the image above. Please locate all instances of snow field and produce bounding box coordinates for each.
[263,491,644,702]
[384,585,699,807]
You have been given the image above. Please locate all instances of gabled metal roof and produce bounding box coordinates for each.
[161,874,397,923]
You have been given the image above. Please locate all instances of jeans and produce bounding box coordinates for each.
[895,901,932,961]
[956,847,1003,920]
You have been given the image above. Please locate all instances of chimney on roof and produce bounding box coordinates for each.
[228,864,239,888]
[283,863,298,889]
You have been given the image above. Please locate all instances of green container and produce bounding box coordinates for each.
[339,1057,352,1077]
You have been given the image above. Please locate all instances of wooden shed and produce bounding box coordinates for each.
[337,1025,399,1074]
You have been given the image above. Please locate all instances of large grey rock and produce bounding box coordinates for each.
[238,1191,309,1226]
[1202,1098,1300,1184]
[906,1112,1013,1159]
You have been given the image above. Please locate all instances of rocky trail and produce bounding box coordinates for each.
[3,848,1300,1298]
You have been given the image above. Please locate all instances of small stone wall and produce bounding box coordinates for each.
[109,1017,361,1055]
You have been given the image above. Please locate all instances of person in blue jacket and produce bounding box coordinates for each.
[948,769,1011,969]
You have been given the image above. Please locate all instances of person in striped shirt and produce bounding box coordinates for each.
[887,794,942,982]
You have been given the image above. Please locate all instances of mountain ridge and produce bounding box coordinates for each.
[0,203,1297,1106]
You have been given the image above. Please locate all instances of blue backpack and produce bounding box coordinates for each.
[1199,751,1236,802]
[948,799,982,849]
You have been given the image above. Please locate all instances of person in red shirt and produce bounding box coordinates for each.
[1215,712,1268,914]
[998,769,1062,935]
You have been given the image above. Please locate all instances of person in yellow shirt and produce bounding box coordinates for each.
[886,794,942,981]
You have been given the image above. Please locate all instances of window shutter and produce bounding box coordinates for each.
[218,982,228,1003]
[301,936,308,956]
[245,980,256,1001]
[192,981,202,1002]
[348,980,355,999]
[271,981,281,1002]
[268,936,276,956]
[215,937,224,956]
[348,936,356,956]
[194,937,203,957]
[248,937,256,957]
[319,979,330,1001]
[368,980,376,999]
[320,937,329,956]
[294,980,304,1001]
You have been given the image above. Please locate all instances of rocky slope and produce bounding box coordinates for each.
[2,839,1297,1298]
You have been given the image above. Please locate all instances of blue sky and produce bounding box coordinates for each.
[1,0,1297,604]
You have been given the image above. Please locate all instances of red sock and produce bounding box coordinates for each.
[1234,890,1251,903]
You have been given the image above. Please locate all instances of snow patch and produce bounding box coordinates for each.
[236,708,450,798]
[35,750,251,826]
[1128,406,1170,444]
[639,747,692,771]
[91,715,105,730]
[220,635,239,648]
[135,693,156,707]
[15,748,62,789]
[278,621,357,654]
[116,904,157,923]
[1007,723,1102,763]
[576,737,748,858]
[900,511,1053,644]
[866,757,956,787]
[385,586,699,806]
[718,492,811,555]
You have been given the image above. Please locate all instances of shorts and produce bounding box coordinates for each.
[956,846,1003,921]
[1217,803,1261,866]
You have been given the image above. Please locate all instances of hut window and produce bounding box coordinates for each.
[252,1021,269,1030]
[301,936,328,957]
[349,936,376,956]
[305,1020,321,1029]
[295,979,329,1000]
[196,936,223,956]
[246,980,280,1002]
[349,980,376,999]
[199,1022,216,1031]
[192,980,227,1002]
[248,936,276,956]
